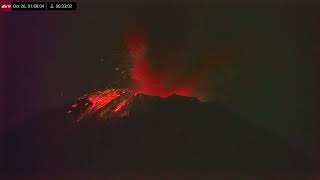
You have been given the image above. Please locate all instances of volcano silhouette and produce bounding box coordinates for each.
[1,94,313,176]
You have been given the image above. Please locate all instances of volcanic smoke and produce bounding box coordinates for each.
[126,30,196,98]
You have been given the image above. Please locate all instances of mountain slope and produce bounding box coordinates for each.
[2,94,313,175]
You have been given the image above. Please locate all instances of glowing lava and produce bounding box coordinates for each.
[87,90,120,111]
[114,99,128,112]
[69,89,139,122]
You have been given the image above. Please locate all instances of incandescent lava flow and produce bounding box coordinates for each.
[68,30,202,122]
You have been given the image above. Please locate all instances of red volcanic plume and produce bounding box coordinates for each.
[125,30,196,98]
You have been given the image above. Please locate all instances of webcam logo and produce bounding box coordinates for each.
[0,1,12,12]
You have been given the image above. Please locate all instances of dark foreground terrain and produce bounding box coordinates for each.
[0,95,315,177]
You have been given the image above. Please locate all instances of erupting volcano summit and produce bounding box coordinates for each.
[68,30,203,121]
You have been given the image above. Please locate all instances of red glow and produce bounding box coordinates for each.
[70,29,205,121]
[126,31,196,98]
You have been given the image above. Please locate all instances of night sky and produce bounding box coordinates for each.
[1,0,319,176]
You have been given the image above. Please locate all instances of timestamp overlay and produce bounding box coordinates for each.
[9,2,77,11]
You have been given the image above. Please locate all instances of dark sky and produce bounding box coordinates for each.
[1,0,318,147]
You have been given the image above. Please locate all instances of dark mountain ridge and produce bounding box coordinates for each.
[1,94,314,176]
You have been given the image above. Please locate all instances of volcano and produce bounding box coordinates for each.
[1,94,313,176]
[66,30,209,123]
[67,88,201,123]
